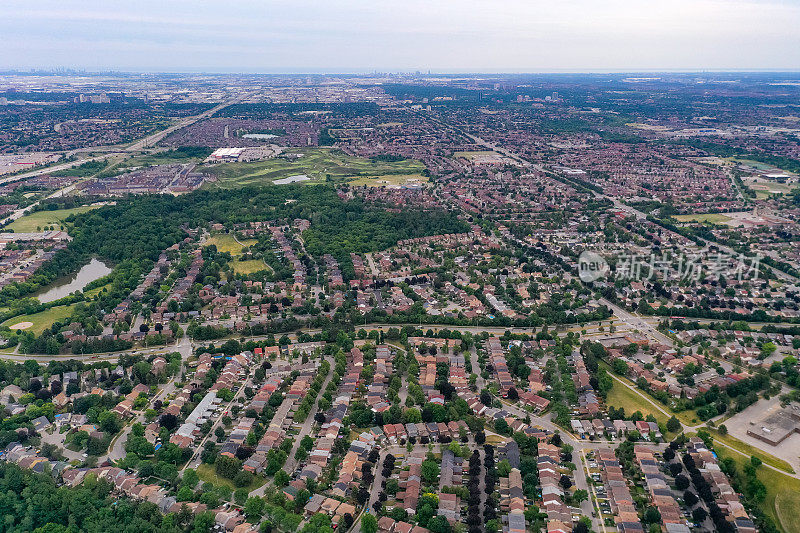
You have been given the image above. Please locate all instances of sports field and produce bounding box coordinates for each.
[202,147,425,188]
[6,206,100,233]
[2,305,77,335]
[204,234,257,255]
[204,234,270,274]
[673,213,732,224]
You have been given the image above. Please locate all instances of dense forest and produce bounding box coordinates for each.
[0,463,206,533]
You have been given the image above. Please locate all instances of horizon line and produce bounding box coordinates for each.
[3,68,800,77]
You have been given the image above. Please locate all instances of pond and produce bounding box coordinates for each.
[35,258,112,303]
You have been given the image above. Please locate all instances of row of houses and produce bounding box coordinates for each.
[686,438,757,533]
[596,447,643,532]
[1,443,250,529]
[633,445,690,533]
[499,466,526,533]
[538,441,572,533]
[570,418,663,441]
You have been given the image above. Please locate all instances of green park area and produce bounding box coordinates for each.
[346,174,428,187]
[204,234,270,275]
[605,374,670,426]
[231,259,270,275]
[6,206,100,233]
[673,213,732,224]
[196,463,266,493]
[205,233,256,255]
[203,147,425,188]
[714,445,800,533]
[1,304,77,336]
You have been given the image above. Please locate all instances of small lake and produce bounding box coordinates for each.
[274,174,310,185]
[35,258,112,303]
[242,133,277,140]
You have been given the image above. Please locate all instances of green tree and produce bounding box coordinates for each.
[274,469,290,486]
[244,497,265,521]
[361,514,378,533]
[421,459,440,484]
[215,455,240,479]
[666,416,681,433]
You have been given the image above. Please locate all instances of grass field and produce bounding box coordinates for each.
[347,174,428,187]
[704,427,794,474]
[605,376,670,426]
[6,206,100,233]
[673,408,701,426]
[729,158,778,171]
[231,259,270,275]
[196,463,266,493]
[203,147,425,189]
[1,304,77,335]
[714,446,800,533]
[84,283,112,299]
[205,234,269,275]
[204,234,257,255]
[673,213,732,224]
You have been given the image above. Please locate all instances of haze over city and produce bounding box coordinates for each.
[2,0,800,72]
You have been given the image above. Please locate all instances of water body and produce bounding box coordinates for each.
[273,174,310,185]
[35,258,112,303]
[242,133,277,140]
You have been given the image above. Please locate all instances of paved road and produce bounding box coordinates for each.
[581,448,609,533]
[0,153,118,188]
[0,335,192,363]
[183,365,254,473]
[281,357,334,474]
[103,336,193,462]
[125,100,236,151]
[497,398,613,531]
[103,373,181,463]
[250,355,335,498]
[600,298,674,347]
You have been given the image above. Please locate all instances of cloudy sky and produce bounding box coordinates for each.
[2,0,800,73]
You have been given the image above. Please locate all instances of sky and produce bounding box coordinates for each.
[2,0,800,73]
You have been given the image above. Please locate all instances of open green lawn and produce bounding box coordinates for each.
[605,375,670,426]
[6,206,100,233]
[714,446,800,533]
[202,147,425,188]
[204,234,257,255]
[196,463,266,493]
[673,213,732,224]
[673,408,701,427]
[231,259,271,275]
[347,174,428,187]
[84,283,112,299]
[1,304,77,335]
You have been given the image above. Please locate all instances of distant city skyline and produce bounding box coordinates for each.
[2,0,800,73]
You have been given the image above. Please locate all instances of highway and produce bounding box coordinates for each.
[125,99,237,152]
[0,95,240,190]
